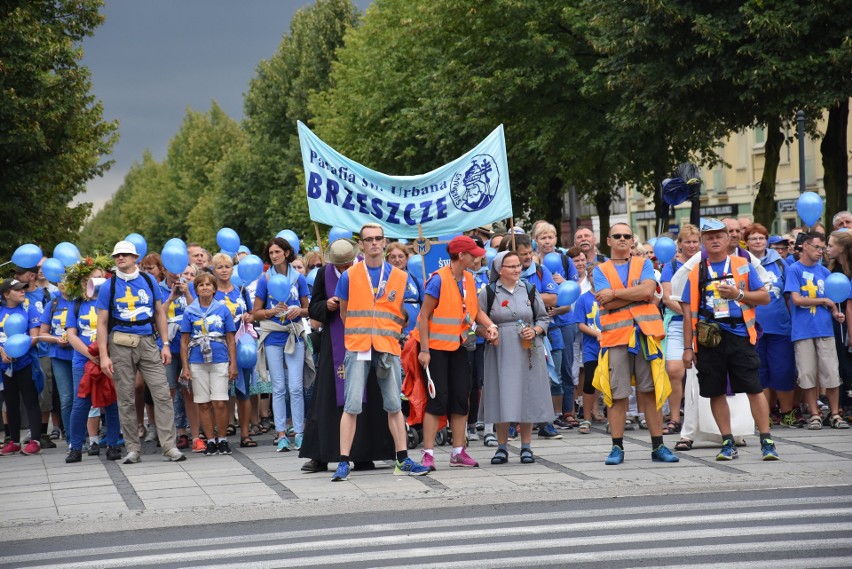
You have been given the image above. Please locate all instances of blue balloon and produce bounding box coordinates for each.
[824,273,851,304]
[230,272,244,288]
[161,244,189,274]
[164,238,187,251]
[4,334,32,359]
[306,267,318,289]
[267,274,290,301]
[3,313,27,337]
[237,333,256,346]
[485,247,497,266]
[237,245,251,254]
[543,252,564,276]
[11,244,43,269]
[237,254,263,283]
[53,242,81,267]
[216,228,240,253]
[219,250,236,258]
[236,342,258,369]
[647,237,658,248]
[41,258,65,283]
[124,233,148,258]
[407,255,424,279]
[328,227,353,242]
[797,191,824,227]
[557,281,580,307]
[653,236,677,263]
[277,230,300,255]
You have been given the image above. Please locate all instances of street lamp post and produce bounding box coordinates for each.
[797,110,806,194]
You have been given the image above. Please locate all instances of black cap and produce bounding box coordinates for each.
[13,265,37,274]
[0,278,27,296]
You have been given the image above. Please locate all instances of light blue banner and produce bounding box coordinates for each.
[298,121,512,238]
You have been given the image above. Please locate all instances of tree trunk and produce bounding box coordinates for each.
[752,116,785,227]
[820,100,849,226]
[594,191,613,257]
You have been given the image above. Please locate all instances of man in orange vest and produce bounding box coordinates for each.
[679,218,779,461]
[331,223,430,481]
[593,223,678,465]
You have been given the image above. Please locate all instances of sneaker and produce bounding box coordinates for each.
[22,440,41,455]
[163,447,186,462]
[106,446,122,461]
[475,421,485,432]
[176,434,190,449]
[761,439,780,461]
[780,410,798,428]
[88,442,100,456]
[507,425,518,440]
[276,437,291,452]
[39,434,57,449]
[331,461,350,482]
[538,423,563,440]
[466,426,479,441]
[769,410,782,426]
[144,424,157,443]
[605,445,624,465]
[65,449,83,463]
[421,451,436,471]
[394,457,430,476]
[203,440,218,456]
[123,450,141,464]
[192,438,206,453]
[651,445,679,463]
[483,433,498,447]
[553,416,573,430]
[294,433,303,450]
[50,429,61,440]
[449,448,479,468]
[793,407,807,427]
[0,441,21,456]
[217,440,232,455]
[716,441,738,461]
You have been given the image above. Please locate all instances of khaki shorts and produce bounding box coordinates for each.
[794,337,841,390]
[606,345,654,400]
[190,362,230,403]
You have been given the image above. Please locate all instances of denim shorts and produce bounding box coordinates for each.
[343,350,402,415]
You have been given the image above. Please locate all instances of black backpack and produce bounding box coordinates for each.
[484,280,539,321]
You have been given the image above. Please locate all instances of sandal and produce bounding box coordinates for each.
[563,414,580,428]
[592,412,607,424]
[490,448,509,464]
[226,424,237,437]
[259,416,272,433]
[519,448,535,464]
[638,417,648,430]
[674,439,693,451]
[808,414,823,430]
[578,420,591,435]
[483,433,498,447]
[247,424,262,437]
[240,437,258,448]
[830,414,850,429]
[662,420,682,435]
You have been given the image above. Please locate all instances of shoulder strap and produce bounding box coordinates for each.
[108,275,117,333]
[46,296,60,321]
[486,283,497,316]
[525,281,538,320]
[74,298,83,318]
[561,253,571,277]
[774,259,785,278]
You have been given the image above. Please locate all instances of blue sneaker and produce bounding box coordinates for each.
[394,457,430,476]
[276,437,290,452]
[538,423,563,440]
[331,461,350,481]
[605,445,624,465]
[651,445,679,463]
[294,433,303,450]
[761,439,780,461]
[716,441,738,461]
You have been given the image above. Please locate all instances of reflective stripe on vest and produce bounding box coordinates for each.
[598,258,664,348]
[410,265,479,351]
[344,262,408,356]
[687,255,757,350]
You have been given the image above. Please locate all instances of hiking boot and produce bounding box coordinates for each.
[449,448,479,468]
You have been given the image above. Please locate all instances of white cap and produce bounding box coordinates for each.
[111,240,138,257]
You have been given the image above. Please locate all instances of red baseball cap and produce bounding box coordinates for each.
[447,235,486,257]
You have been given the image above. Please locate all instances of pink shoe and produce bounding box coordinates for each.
[421,451,436,471]
[21,440,41,455]
[0,442,22,456]
[449,448,479,468]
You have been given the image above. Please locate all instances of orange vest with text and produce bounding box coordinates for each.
[344,261,408,356]
[410,264,479,351]
[598,257,664,348]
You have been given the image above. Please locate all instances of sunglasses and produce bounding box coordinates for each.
[361,236,384,243]
[310,263,323,269]
[609,233,633,240]
[114,253,134,258]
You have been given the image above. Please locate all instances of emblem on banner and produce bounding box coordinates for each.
[450,154,500,213]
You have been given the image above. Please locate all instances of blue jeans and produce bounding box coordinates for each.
[69,366,119,450]
[265,341,305,434]
[561,324,577,414]
[343,350,402,415]
[164,356,188,429]
[51,358,74,435]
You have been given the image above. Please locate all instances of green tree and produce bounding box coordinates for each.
[0,0,117,260]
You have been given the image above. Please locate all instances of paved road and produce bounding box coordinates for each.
[2,486,851,568]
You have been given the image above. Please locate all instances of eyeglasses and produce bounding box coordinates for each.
[361,236,384,243]
[501,264,522,270]
[609,233,633,240]
[746,236,766,241]
[806,243,826,252]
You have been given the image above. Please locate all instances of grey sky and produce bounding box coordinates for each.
[79,0,370,213]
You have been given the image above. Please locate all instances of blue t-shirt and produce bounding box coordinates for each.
[255,269,309,347]
[593,259,656,292]
[39,296,75,360]
[180,301,236,364]
[568,290,601,363]
[756,257,791,336]
[0,303,40,372]
[25,288,52,357]
[660,260,684,322]
[544,252,579,282]
[401,272,424,337]
[66,299,98,369]
[96,275,162,336]
[681,258,764,337]
[472,270,489,345]
[785,256,796,266]
[784,261,834,341]
[160,280,196,352]
[335,262,393,301]
[215,287,250,327]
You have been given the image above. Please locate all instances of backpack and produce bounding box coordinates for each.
[107,272,157,333]
[485,280,539,321]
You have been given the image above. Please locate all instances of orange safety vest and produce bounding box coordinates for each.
[410,265,479,351]
[344,261,408,356]
[598,257,665,348]
[687,254,757,350]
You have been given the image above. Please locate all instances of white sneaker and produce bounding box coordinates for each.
[163,447,186,462]
[123,450,141,464]
[144,425,158,443]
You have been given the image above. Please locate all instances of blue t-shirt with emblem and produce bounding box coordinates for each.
[180,300,236,364]
[784,261,834,341]
[25,288,53,357]
[160,280,196,353]
[66,299,99,368]
[96,274,162,336]
[255,269,309,347]
[681,258,765,337]
[39,296,75,360]
[756,257,791,336]
[215,287,250,327]
[568,290,601,363]
[0,303,40,372]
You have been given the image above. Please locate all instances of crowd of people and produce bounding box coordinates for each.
[1,210,850,480]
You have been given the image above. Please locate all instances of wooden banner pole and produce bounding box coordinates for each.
[313,222,324,258]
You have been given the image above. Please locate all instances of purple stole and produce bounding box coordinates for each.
[325,264,349,406]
